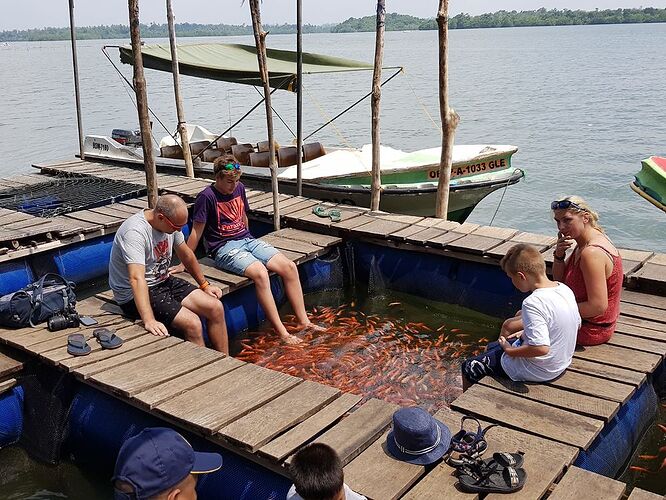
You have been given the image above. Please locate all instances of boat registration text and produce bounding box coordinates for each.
[428,158,508,179]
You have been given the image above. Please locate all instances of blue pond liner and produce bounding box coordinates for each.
[66,384,290,499]
[574,380,659,477]
[0,386,24,448]
[0,260,34,296]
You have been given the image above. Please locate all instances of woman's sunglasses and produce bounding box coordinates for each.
[551,200,587,212]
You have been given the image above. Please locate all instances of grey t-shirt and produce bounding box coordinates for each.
[108,211,185,304]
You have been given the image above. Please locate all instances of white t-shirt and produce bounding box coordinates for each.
[108,211,185,304]
[287,484,366,500]
[501,283,581,382]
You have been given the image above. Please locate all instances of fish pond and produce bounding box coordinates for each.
[233,286,502,413]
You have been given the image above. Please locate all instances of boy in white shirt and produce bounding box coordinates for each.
[462,243,581,390]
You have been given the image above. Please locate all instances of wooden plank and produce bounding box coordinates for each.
[573,343,661,373]
[219,381,340,452]
[621,289,666,310]
[486,240,551,259]
[0,351,24,378]
[73,336,183,379]
[344,430,425,500]
[63,210,122,228]
[619,248,654,263]
[273,228,341,248]
[0,378,17,395]
[133,356,244,409]
[427,231,466,248]
[389,224,432,241]
[401,462,475,500]
[259,234,321,254]
[547,369,635,404]
[198,258,248,286]
[404,227,448,245]
[568,358,646,386]
[607,332,666,356]
[250,193,293,211]
[258,392,362,462]
[119,197,149,209]
[89,205,137,218]
[331,214,377,231]
[449,222,480,234]
[374,214,425,225]
[348,219,410,238]
[617,315,666,333]
[548,466,625,500]
[479,376,619,422]
[434,406,578,500]
[279,199,321,216]
[647,253,666,266]
[471,226,518,240]
[35,320,140,357]
[627,487,664,500]
[300,398,399,466]
[88,341,223,396]
[451,384,604,449]
[614,322,666,343]
[620,301,666,324]
[156,363,301,434]
[629,263,666,294]
[443,234,504,255]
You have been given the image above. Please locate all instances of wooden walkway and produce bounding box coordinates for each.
[0,158,661,497]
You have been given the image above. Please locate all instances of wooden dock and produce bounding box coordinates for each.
[0,158,663,498]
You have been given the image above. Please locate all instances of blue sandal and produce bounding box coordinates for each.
[67,334,91,356]
[93,328,123,349]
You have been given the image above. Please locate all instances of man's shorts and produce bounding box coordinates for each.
[118,276,197,335]
[213,237,280,275]
[461,341,508,384]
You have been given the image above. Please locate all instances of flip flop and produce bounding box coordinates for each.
[312,205,342,222]
[458,465,527,494]
[93,328,124,349]
[328,209,342,222]
[67,334,91,356]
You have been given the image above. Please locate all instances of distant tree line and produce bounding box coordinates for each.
[2,8,666,42]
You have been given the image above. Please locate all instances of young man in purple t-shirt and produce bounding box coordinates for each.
[172,158,321,344]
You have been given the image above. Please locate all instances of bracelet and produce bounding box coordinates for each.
[553,253,566,262]
[199,280,210,290]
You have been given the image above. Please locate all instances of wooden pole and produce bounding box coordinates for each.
[370,0,385,213]
[128,0,159,208]
[166,0,194,178]
[249,0,280,230]
[68,0,85,160]
[296,0,303,196]
[434,0,460,219]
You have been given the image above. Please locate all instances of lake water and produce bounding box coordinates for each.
[0,24,665,253]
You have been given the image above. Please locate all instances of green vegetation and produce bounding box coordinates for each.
[2,8,666,42]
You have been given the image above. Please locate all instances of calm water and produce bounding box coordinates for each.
[1,25,665,251]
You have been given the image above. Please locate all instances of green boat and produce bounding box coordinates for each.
[631,156,666,213]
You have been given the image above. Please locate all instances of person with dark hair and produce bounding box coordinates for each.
[171,158,323,345]
[109,194,229,353]
[112,427,222,500]
[287,443,366,500]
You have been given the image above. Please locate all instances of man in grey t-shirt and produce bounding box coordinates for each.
[109,194,229,354]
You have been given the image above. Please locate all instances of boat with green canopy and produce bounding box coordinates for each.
[631,156,666,213]
[83,42,523,220]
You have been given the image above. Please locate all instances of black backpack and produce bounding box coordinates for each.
[0,273,77,328]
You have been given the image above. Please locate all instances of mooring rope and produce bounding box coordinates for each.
[402,69,441,134]
[488,169,522,226]
[303,84,354,148]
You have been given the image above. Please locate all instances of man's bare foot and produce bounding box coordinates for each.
[280,333,303,345]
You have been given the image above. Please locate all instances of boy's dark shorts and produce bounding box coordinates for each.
[461,341,508,384]
[118,276,198,334]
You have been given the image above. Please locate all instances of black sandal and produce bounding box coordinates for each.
[446,416,497,466]
[458,464,527,494]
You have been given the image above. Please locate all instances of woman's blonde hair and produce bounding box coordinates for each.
[555,195,604,233]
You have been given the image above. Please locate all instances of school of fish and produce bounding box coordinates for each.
[235,302,488,413]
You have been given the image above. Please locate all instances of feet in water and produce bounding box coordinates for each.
[296,322,327,334]
[279,332,303,345]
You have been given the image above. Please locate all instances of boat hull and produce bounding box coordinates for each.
[632,156,666,212]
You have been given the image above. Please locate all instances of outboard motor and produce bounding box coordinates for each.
[111,128,142,147]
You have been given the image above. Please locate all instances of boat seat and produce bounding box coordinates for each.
[231,143,255,166]
[303,142,326,162]
[249,151,272,167]
[189,140,210,156]
[277,146,300,167]
[257,139,280,153]
[203,149,223,163]
[160,144,184,159]
[214,137,237,152]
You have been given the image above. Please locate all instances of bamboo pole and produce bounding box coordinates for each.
[166,0,194,178]
[296,0,303,196]
[128,0,159,208]
[68,0,85,160]
[249,0,280,230]
[434,0,460,219]
[370,0,385,213]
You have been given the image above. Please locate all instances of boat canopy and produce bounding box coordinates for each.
[118,42,387,91]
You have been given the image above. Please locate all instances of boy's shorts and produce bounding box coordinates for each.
[461,341,509,384]
[213,237,280,275]
[118,276,197,336]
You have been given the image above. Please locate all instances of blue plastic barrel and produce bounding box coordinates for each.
[0,260,34,296]
[0,386,24,448]
[49,234,115,284]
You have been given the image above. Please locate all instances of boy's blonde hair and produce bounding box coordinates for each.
[554,195,604,233]
[500,243,546,277]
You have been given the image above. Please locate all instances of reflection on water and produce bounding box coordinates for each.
[0,446,111,499]
[234,287,502,412]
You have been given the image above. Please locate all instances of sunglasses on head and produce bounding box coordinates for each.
[551,200,587,212]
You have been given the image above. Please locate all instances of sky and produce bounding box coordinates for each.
[2,0,666,31]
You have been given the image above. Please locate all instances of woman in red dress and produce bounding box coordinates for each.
[551,196,623,346]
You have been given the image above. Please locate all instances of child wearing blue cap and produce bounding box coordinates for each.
[112,427,222,500]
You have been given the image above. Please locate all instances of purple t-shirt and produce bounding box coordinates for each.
[192,182,252,254]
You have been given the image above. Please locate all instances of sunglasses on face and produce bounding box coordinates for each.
[223,163,241,171]
[551,200,587,212]
[160,213,185,231]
